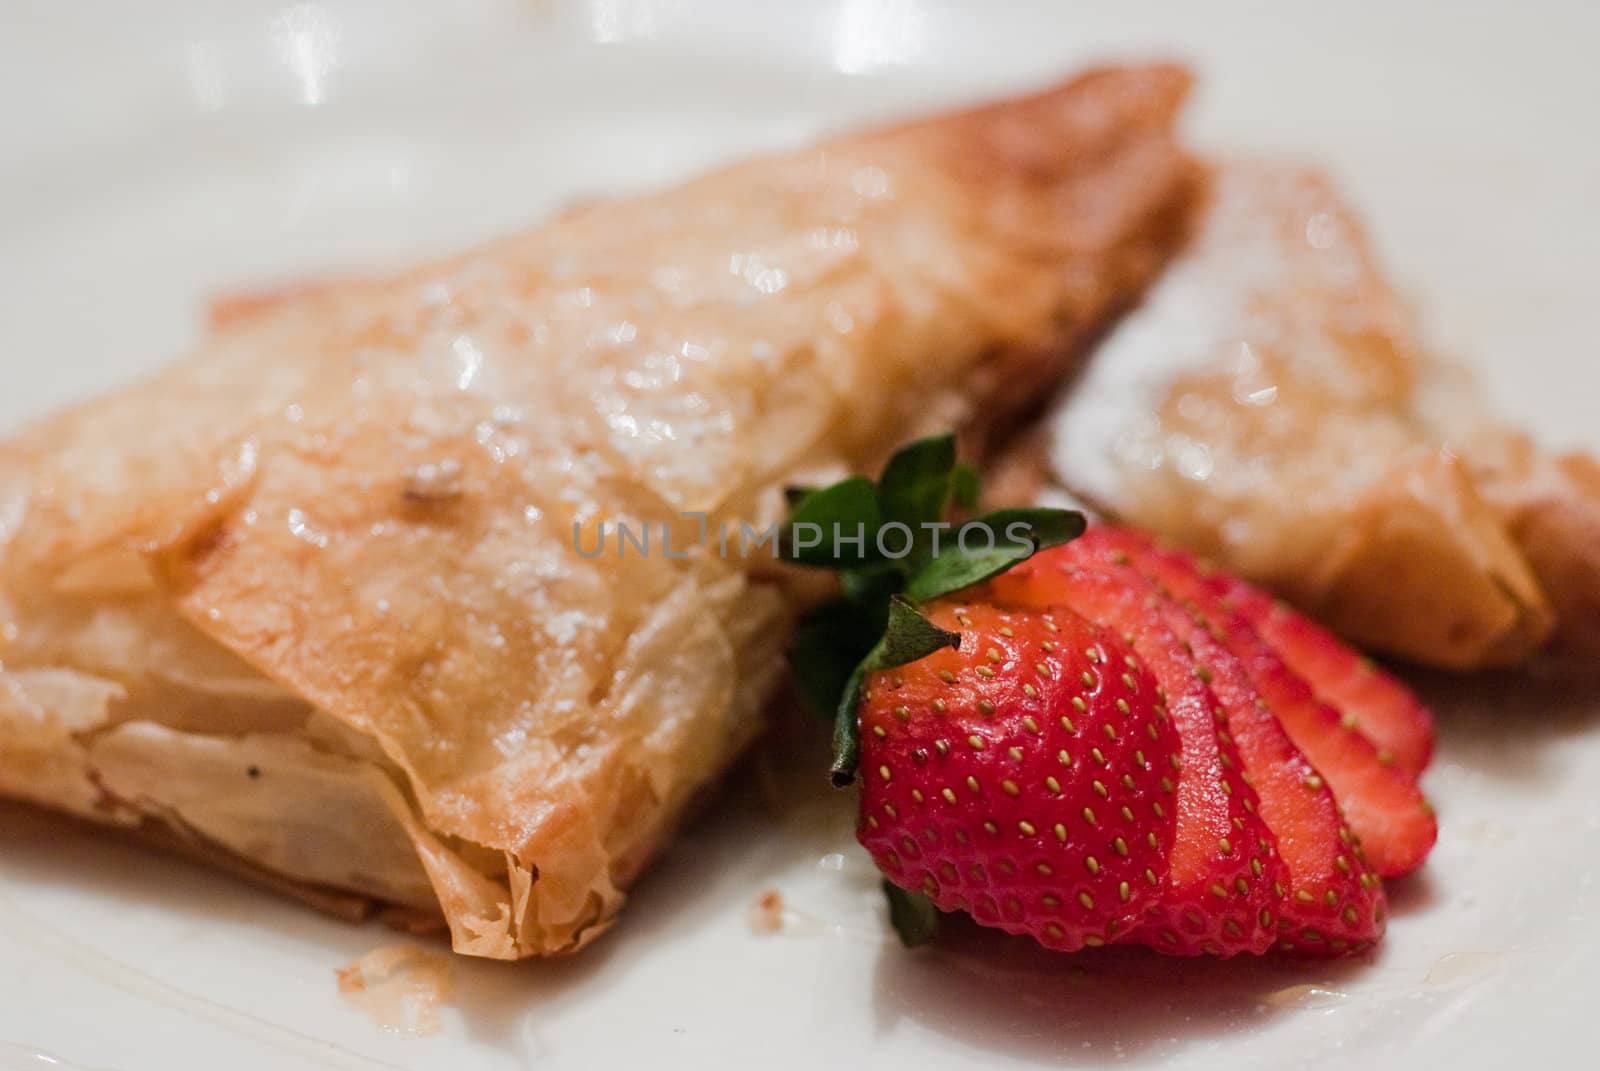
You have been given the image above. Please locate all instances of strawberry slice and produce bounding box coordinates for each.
[1075,528,1438,878]
[1220,583,1435,774]
[1160,612,1387,954]
[987,563,1288,956]
[1072,553,1387,953]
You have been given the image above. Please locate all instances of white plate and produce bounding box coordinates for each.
[2,2,1597,1068]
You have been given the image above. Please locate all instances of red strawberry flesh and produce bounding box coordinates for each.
[1073,528,1438,878]
[1058,543,1389,952]
[1225,584,1435,774]
[985,564,1288,956]
[857,602,1178,952]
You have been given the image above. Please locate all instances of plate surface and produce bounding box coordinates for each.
[2,2,1597,1068]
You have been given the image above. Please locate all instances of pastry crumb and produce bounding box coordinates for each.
[335,943,455,1036]
[748,890,786,934]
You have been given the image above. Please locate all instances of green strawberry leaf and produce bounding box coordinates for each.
[974,506,1088,552]
[951,462,980,511]
[880,594,962,664]
[840,561,905,605]
[876,433,958,531]
[903,508,1086,602]
[787,597,888,717]
[829,597,959,786]
[882,880,941,947]
[782,476,883,567]
[904,545,1031,602]
[829,663,873,787]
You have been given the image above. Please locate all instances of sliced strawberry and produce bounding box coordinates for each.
[1222,583,1435,774]
[1168,618,1386,954]
[1077,528,1438,878]
[1067,554,1387,953]
[986,563,1287,957]
[857,602,1179,952]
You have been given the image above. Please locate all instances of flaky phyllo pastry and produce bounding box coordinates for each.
[0,66,1197,957]
[1029,162,1600,670]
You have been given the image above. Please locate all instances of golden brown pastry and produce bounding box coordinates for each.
[1034,160,1600,670]
[0,65,1196,958]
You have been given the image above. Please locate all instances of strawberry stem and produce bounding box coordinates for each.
[782,433,1085,786]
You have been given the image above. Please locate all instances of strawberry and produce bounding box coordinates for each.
[1071,529,1437,878]
[1028,537,1387,953]
[857,602,1179,951]
[1146,614,1387,952]
[986,562,1287,956]
[783,434,1427,959]
[1220,582,1435,774]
